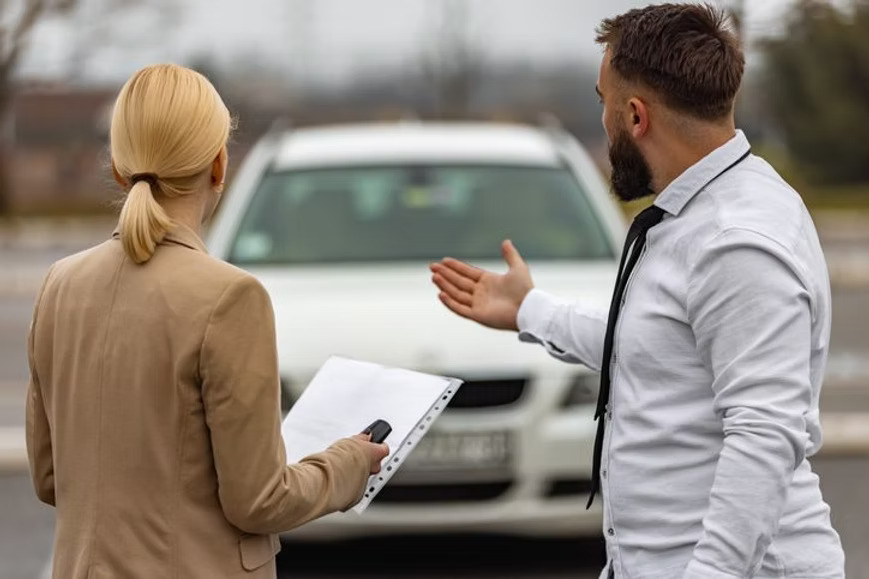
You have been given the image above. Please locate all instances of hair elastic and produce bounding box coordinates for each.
[130,173,160,189]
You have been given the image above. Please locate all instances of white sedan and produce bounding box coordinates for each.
[205,120,626,539]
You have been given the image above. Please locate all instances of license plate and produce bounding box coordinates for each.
[402,431,512,470]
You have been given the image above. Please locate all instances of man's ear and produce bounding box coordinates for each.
[111,160,128,188]
[211,146,228,187]
[628,97,650,138]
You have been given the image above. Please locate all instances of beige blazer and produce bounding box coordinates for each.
[26,224,370,579]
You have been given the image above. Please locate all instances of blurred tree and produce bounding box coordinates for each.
[60,0,177,81]
[420,0,484,119]
[0,1,79,213]
[760,0,869,185]
[0,0,171,214]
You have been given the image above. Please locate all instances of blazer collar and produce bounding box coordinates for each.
[653,130,752,217]
[111,222,209,254]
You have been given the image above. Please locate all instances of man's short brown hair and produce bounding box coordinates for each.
[596,3,744,120]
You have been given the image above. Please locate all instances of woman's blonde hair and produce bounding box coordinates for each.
[111,63,232,264]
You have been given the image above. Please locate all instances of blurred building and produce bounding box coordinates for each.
[5,65,610,215]
[8,84,116,214]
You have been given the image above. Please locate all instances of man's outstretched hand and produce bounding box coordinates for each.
[430,240,534,332]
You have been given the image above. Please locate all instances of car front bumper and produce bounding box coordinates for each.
[283,401,603,540]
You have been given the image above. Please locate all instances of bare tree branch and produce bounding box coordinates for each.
[3,0,46,68]
[63,0,178,80]
[420,0,483,118]
[0,0,174,214]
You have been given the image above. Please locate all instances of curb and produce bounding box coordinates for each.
[826,252,869,290]
[817,413,869,456]
[2,414,869,473]
[0,427,27,473]
[0,217,116,252]
[1,254,868,300]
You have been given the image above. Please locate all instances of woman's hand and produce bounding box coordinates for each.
[351,434,390,474]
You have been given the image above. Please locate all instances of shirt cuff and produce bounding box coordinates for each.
[517,288,561,342]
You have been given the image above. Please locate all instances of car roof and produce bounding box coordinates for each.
[270,121,564,169]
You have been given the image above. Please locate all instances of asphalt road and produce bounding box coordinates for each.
[4,455,867,579]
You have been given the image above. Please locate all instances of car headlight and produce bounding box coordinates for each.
[560,373,600,408]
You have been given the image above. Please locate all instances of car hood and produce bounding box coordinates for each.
[244,261,617,386]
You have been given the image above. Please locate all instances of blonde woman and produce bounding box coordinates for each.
[25,64,389,578]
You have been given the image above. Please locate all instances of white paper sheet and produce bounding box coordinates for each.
[280,355,462,512]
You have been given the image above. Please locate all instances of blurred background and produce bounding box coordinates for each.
[2,0,869,578]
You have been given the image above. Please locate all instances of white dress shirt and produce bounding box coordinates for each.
[517,131,845,578]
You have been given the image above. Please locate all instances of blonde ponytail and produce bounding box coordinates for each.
[110,63,232,264]
[118,180,175,264]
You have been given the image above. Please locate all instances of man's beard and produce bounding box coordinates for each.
[608,128,655,202]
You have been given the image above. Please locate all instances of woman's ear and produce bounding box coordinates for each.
[111,160,128,188]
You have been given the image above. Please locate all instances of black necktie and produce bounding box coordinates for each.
[586,204,666,509]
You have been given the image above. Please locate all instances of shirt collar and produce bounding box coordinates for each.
[111,221,209,253]
[653,130,751,217]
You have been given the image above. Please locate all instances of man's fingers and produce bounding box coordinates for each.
[432,273,473,307]
[438,258,484,282]
[438,292,474,320]
[432,262,476,293]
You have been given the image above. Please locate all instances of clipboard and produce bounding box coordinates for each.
[280,355,463,513]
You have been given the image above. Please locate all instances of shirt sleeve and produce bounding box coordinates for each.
[516,288,608,371]
[26,265,55,507]
[682,228,814,578]
[200,274,370,535]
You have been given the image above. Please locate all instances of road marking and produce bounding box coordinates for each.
[819,413,869,456]
[0,426,27,472]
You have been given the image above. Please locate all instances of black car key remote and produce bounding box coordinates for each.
[362,419,392,444]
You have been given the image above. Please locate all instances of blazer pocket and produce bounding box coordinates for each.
[239,533,280,571]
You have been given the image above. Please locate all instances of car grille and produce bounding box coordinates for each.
[446,378,527,409]
[374,481,513,504]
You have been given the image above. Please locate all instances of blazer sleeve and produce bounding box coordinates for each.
[200,274,369,535]
[26,266,55,506]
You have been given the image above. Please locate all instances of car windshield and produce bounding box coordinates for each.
[228,164,615,264]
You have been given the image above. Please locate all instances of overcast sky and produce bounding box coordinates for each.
[19,0,811,86]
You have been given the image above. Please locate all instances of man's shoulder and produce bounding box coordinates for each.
[701,156,815,252]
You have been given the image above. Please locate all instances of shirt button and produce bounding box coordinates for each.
[602,469,607,479]
[607,528,615,536]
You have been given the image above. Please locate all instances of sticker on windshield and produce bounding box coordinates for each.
[401,185,457,209]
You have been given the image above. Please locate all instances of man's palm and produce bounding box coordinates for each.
[430,240,534,331]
